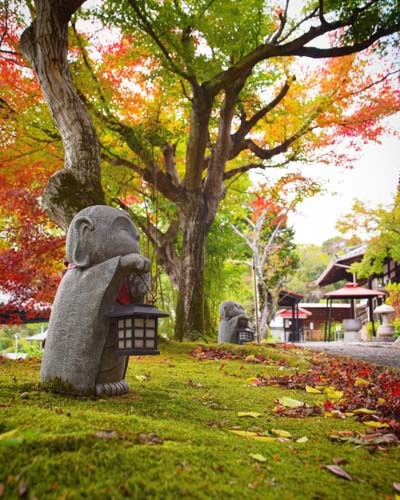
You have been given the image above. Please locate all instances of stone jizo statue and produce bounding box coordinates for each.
[40,205,150,396]
[217,300,254,344]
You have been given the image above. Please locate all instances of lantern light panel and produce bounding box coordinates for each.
[117,317,157,351]
[110,303,169,356]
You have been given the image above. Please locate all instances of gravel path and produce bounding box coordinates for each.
[297,341,400,369]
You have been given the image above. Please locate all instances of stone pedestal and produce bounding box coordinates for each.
[342,319,362,343]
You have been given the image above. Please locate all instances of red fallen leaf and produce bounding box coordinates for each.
[390,386,400,398]
[325,465,353,481]
[357,367,371,378]
[0,483,4,498]
[324,399,334,411]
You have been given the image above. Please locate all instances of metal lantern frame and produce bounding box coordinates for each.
[237,328,255,345]
[109,303,169,356]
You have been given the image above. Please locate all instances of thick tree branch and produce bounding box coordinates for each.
[229,78,292,159]
[205,3,399,97]
[19,0,104,229]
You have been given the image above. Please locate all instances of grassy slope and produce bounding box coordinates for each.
[0,341,399,499]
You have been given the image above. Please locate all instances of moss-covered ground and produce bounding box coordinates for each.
[1,341,400,499]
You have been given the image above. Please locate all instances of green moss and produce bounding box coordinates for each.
[0,342,399,499]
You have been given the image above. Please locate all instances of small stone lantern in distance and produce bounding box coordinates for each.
[110,303,169,356]
[374,303,395,342]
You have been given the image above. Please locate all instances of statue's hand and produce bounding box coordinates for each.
[120,254,151,274]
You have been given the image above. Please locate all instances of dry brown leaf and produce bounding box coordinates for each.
[325,465,353,481]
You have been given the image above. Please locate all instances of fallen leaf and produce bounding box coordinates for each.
[394,482,400,493]
[330,430,398,447]
[0,429,19,441]
[277,396,305,408]
[135,375,148,382]
[324,399,334,411]
[229,430,257,438]
[333,457,347,465]
[296,436,309,443]
[271,429,292,438]
[353,408,376,415]
[325,465,352,481]
[136,433,163,445]
[94,430,118,440]
[363,421,390,429]
[305,385,321,394]
[228,430,276,442]
[354,377,369,387]
[237,412,263,418]
[246,377,265,386]
[0,483,4,498]
[0,429,23,447]
[324,388,343,400]
[250,453,267,463]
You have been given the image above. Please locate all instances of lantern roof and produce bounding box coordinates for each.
[110,303,169,318]
[324,282,386,299]
[278,289,304,307]
[278,307,312,319]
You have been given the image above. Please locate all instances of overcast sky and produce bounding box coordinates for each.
[288,115,400,245]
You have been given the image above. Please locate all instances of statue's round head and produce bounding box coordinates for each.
[66,205,141,268]
[219,300,245,320]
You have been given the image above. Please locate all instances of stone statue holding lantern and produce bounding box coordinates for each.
[217,300,255,344]
[40,205,151,396]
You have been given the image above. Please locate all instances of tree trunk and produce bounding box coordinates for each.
[19,0,104,230]
[174,191,210,341]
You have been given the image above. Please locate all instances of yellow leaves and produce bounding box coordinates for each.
[363,421,390,429]
[323,387,344,400]
[354,377,369,387]
[352,408,376,415]
[305,385,321,394]
[271,429,292,438]
[276,396,304,408]
[250,453,267,463]
[237,412,263,418]
[228,430,276,442]
[0,428,23,447]
[0,429,19,441]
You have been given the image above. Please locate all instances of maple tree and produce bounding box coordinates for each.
[336,191,400,281]
[1,0,399,338]
[233,173,320,337]
[0,9,65,317]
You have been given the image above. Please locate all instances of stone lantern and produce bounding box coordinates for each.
[374,303,395,342]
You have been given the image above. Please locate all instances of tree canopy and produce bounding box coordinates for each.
[0,0,399,336]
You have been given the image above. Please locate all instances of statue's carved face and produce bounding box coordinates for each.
[67,206,141,267]
[107,214,140,259]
